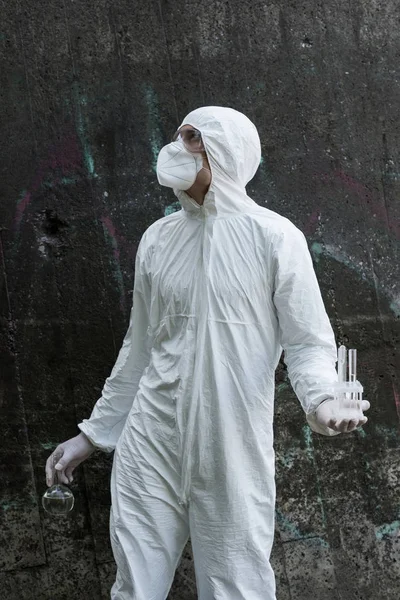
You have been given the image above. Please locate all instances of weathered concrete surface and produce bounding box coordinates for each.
[0,0,399,598]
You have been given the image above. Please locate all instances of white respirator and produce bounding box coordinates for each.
[156,139,208,191]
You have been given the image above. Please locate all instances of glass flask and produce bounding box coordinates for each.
[42,461,75,515]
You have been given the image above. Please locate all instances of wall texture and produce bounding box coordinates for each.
[0,1,399,599]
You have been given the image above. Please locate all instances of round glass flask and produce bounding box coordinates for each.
[42,462,75,515]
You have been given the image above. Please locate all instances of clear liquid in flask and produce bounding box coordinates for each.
[42,465,75,517]
[42,484,74,515]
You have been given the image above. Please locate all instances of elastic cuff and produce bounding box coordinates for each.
[305,395,335,417]
[77,423,114,453]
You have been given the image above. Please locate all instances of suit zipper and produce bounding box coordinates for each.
[179,208,209,505]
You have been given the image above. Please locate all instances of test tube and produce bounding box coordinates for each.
[349,348,358,408]
[337,345,347,411]
[338,345,347,383]
[336,345,363,419]
[349,349,357,382]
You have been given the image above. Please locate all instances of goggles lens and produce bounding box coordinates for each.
[172,127,205,153]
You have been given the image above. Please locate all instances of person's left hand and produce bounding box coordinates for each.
[315,397,371,433]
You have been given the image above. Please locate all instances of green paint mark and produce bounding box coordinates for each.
[164,202,181,216]
[61,176,80,185]
[254,82,266,92]
[302,424,328,529]
[309,537,329,548]
[0,34,6,41]
[374,424,400,443]
[143,84,164,173]
[1,501,19,512]
[40,442,57,450]
[364,457,373,485]
[16,189,28,206]
[351,421,399,443]
[276,381,290,395]
[310,242,356,273]
[42,176,80,189]
[278,447,299,469]
[311,242,372,283]
[310,242,323,264]
[302,424,314,462]
[275,508,303,539]
[260,155,265,165]
[375,520,400,540]
[73,84,97,179]
[1,495,37,511]
[356,427,367,439]
[275,509,329,546]
[310,241,400,317]
[390,301,400,318]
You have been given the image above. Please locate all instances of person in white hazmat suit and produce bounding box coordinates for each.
[46,106,370,600]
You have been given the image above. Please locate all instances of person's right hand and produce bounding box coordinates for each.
[45,432,96,487]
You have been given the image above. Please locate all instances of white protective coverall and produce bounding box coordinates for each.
[78,106,338,600]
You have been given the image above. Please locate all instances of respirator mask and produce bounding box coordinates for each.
[156,127,210,191]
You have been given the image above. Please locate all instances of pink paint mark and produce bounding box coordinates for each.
[101,215,136,261]
[303,210,320,236]
[14,131,83,229]
[319,170,400,240]
[392,382,400,422]
[101,215,121,262]
[334,170,374,202]
[101,215,138,316]
[15,192,32,227]
[101,215,125,314]
[101,215,141,315]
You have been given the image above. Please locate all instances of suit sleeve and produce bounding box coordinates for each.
[272,225,340,436]
[78,239,152,452]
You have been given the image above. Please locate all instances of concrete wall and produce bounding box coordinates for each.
[0,1,399,598]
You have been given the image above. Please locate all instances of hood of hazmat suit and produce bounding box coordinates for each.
[78,106,338,600]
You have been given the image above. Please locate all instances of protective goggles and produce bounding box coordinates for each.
[172,127,205,153]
